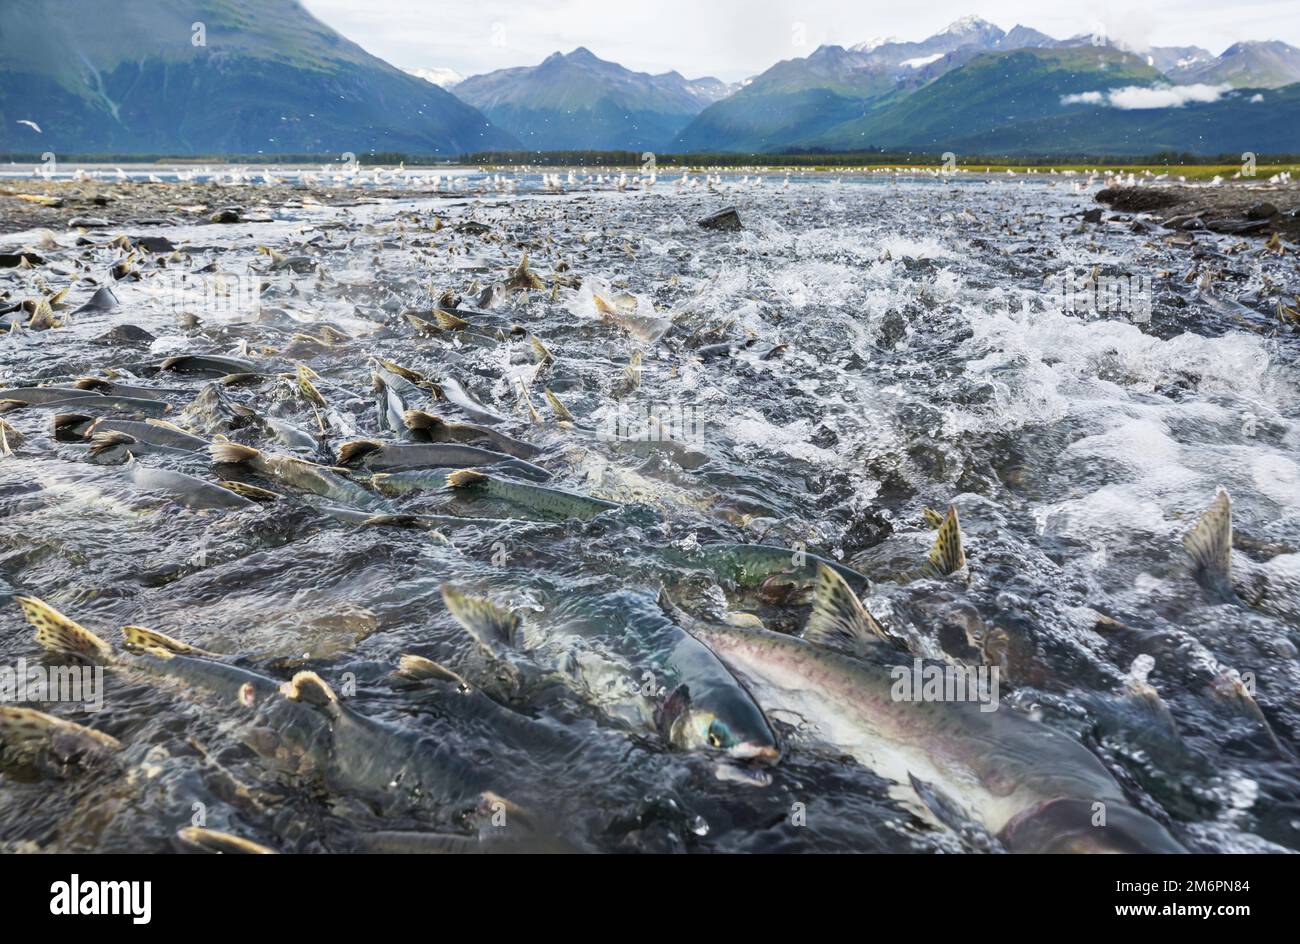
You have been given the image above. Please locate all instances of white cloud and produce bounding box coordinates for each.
[406,67,465,88]
[1061,83,1232,109]
[901,53,944,69]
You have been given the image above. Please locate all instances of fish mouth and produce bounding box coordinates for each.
[728,742,781,765]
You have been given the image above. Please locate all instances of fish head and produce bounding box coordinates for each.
[656,684,780,765]
[999,797,1186,854]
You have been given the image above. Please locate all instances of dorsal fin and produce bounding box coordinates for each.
[15,596,114,662]
[279,671,340,711]
[395,654,471,690]
[922,505,966,578]
[122,625,217,657]
[336,439,382,466]
[434,308,468,331]
[543,388,575,423]
[803,564,892,651]
[1184,487,1232,592]
[446,468,488,489]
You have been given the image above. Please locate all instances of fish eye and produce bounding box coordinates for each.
[707,720,734,749]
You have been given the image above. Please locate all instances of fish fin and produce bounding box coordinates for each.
[922,507,945,529]
[441,584,520,651]
[74,376,112,392]
[803,564,892,650]
[175,826,276,855]
[0,706,122,753]
[543,388,575,422]
[208,442,261,465]
[295,365,326,407]
[122,625,216,657]
[0,399,28,413]
[146,418,189,434]
[922,506,966,578]
[336,439,381,466]
[655,585,684,620]
[654,684,691,738]
[402,409,441,432]
[15,596,114,661]
[88,430,135,457]
[529,336,554,364]
[446,468,488,489]
[907,772,1002,851]
[434,308,468,331]
[1184,488,1232,591]
[395,654,470,690]
[279,671,340,711]
[217,480,281,502]
[360,514,422,528]
[52,413,94,440]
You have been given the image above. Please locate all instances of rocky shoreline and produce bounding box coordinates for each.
[1096,181,1300,241]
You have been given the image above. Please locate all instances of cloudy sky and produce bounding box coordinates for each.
[302,0,1300,82]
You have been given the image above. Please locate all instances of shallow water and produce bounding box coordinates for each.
[1,170,1298,852]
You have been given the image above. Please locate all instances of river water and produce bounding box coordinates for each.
[0,170,1297,852]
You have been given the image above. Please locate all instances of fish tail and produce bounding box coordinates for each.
[14,596,114,661]
[1184,487,1232,591]
[0,706,122,753]
[441,584,520,652]
[922,505,966,578]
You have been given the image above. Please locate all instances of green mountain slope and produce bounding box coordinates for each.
[813,47,1161,150]
[946,83,1300,156]
[0,0,516,155]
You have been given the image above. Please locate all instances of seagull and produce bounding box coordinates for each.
[16,119,41,133]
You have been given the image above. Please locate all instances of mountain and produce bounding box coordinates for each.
[0,0,515,155]
[407,67,465,89]
[942,83,1300,156]
[809,46,1162,151]
[674,16,1300,156]
[452,48,733,151]
[673,17,1014,152]
[1142,45,1215,78]
[1173,40,1300,88]
[1001,25,1057,50]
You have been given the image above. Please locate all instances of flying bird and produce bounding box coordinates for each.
[16,119,42,133]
